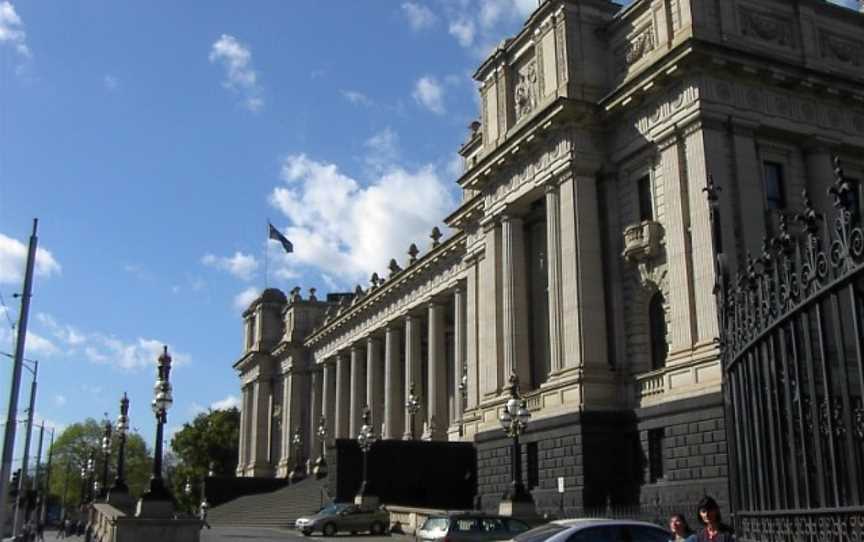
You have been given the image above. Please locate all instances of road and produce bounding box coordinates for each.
[39,527,413,542]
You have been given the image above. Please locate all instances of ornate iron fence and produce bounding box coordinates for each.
[715,159,864,541]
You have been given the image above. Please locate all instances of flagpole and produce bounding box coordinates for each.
[264,220,269,289]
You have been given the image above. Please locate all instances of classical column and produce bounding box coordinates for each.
[334,353,350,438]
[309,369,321,460]
[383,324,404,439]
[803,141,835,221]
[280,372,292,470]
[465,261,479,411]
[403,314,422,439]
[479,220,502,396]
[250,379,272,474]
[501,214,531,386]
[425,301,447,440]
[321,360,336,442]
[545,184,564,374]
[366,337,385,435]
[349,344,366,437]
[452,285,466,427]
[237,385,248,475]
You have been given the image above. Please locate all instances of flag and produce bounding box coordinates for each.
[268,223,293,254]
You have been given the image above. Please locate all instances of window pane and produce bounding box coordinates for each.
[763,162,785,210]
[638,175,653,221]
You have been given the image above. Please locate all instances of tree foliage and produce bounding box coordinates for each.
[47,419,152,509]
[168,407,239,511]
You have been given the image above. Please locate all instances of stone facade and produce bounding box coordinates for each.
[233,0,864,514]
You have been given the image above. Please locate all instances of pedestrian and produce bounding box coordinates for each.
[35,521,44,542]
[668,513,695,542]
[694,496,734,542]
[199,500,211,530]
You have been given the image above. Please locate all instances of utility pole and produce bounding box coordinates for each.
[13,360,37,536]
[41,428,54,524]
[0,219,39,535]
[32,423,45,520]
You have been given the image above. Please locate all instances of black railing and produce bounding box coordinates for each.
[717,159,864,541]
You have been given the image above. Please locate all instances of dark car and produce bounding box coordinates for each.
[416,513,531,542]
[295,502,390,536]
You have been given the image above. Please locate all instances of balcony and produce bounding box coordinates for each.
[622,220,664,262]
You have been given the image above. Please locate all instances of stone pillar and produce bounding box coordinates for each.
[366,337,385,435]
[479,220,502,396]
[250,378,272,475]
[452,285,466,427]
[403,314,422,439]
[465,260,479,410]
[383,324,404,439]
[309,369,321,460]
[731,122,764,260]
[349,344,366,437]
[558,171,608,376]
[237,385,248,475]
[660,135,696,351]
[279,372,292,472]
[321,360,336,442]
[545,184,564,374]
[334,353,350,439]
[501,214,531,386]
[425,301,447,440]
[803,141,836,219]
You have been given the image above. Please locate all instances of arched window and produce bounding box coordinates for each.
[649,292,667,371]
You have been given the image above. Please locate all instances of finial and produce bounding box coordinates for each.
[308,287,317,302]
[430,226,442,248]
[370,272,380,288]
[408,243,419,265]
[795,189,822,236]
[388,258,402,277]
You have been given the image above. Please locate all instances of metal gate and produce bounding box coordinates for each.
[716,162,864,541]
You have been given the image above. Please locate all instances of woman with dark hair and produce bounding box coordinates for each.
[694,496,734,542]
[669,513,695,542]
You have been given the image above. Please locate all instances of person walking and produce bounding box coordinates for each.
[199,500,211,530]
[694,496,734,542]
[668,513,695,542]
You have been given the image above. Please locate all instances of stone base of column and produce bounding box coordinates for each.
[107,489,135,515]
[446,424,463,441]
[248,462,275,478]
[135,498,174,519]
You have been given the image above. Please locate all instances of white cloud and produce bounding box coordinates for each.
[402,2,437,30]
[104,74,119,91]
[234,287,260,311]
[0,233,61,285]
[209,34,263,112]
[341,90,372,107]
[54,395,66,407]
[0,2,30,60]
[0,325,59,358]
[448,18,475,48]
[211,395,240,411]
[413,76,445,114]
[36,313,85,346]
[268,153,454,285]
[85,336,191,371]
[201,251,259,281]
[365,127,399,170]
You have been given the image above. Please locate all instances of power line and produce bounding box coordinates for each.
[0,291,15,330]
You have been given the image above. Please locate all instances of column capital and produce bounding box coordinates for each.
[350,343,364,354]
[365,335,382,346]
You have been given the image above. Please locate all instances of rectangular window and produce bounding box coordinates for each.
[648,428,665,483]
[638,175,654,221]
[763,162,786,210]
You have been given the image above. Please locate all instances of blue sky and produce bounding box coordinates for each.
[0,0,859,465]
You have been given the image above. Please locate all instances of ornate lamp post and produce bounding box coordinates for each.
[184,478,193,515]
[497,373,534,517]
[404,382,421,440]
[137,346,174,517]
[289,427,305,483]
[355,405,378,506]
[78,462,88,507]
[99,420,112,499]
[313,416,327,479]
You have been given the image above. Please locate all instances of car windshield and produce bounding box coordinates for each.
[319,503,350,515]
[514,524,568,542]
[422,517,450,534]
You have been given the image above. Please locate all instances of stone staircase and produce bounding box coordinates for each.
[208,477,331,529]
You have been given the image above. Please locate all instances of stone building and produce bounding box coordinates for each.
[233,0,864,513]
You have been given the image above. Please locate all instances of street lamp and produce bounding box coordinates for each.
[86,450,96,503]
[313,416,327,479]
[99,419,112,499]
[289,427,305,483]
[184,478,193,515]
[355,405,378,506]
[138,346,174,512]
[110,393,130,496]
[79,462,88,507]
[497,372,534,517]
[405,382,421,440]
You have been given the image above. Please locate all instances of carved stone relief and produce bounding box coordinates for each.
[484,131,573,208]
[624,27,655,66]
[740,9,793,48]
[514,60,538,123]
[820,31,862,67]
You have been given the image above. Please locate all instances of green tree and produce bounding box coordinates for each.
[169,407,239,512]
[47,419,152,512]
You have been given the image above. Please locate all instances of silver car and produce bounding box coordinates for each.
[512,519,670,542]
[295,502,390,536]
[416,513,531,542]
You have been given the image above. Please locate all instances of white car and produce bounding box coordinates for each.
[512,519,670,542]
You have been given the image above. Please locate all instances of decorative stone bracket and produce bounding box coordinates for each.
[623,220,666,289]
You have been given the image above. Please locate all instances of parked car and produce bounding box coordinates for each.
[512,519,670,542]
[295,502,390,536]
[416,513,531,542]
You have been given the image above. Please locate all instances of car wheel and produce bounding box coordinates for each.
[370,521,385,536]
[301,529,312,536]
[323,523,337,537]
